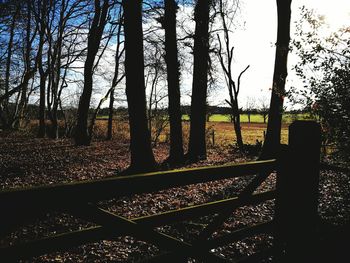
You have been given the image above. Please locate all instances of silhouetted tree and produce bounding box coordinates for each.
[75,0,110,145]
[15,0,37,130]
[35,0,48,138]
[260,0,292,159]
[258,96,269,124]
[2,3,20,129]
[43,0,90,139]
[245,97,256,123]
[122,0,157,173]
[0,0,95,136]
[187,0,211,162]
[107,6,124,140]
[162,0,184,164]
[88,4,125,139]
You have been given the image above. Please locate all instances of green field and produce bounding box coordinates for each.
[97,113,315,124]
[94,114,303,145]
[182,113,314,123]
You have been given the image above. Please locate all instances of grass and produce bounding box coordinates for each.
[96,115,109,119]
[182,113,315,123]
[205,122,289,146]
[210,114,265,123]
[94,112,314,147]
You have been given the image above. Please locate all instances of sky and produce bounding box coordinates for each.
[221,0,350,109]
[90,0,350,110]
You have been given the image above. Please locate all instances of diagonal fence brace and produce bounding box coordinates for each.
[196,171,272,241]
[150,171,274,262]
[69,203,228,263]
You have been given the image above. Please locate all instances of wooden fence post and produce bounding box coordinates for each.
[275,121,321,262]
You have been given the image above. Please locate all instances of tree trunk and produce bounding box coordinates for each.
[148,68,159,134]
[2,6,19,129]
[50,107,59,139]
[38,73,47,137]
[232,101,244,150]
[163,0,184,165]
[216,0,247,154]
[107,87,114,140]
[107,8,124,140]
[75,0,109,146]
[17,1,32,130]
[122,0,157,173]
[187,0,211,162]
[260,0,292,159]
[37,1,47,138]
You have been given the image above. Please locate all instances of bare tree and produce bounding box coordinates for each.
[41,0,90,139]
[33,0,48,137]
[260,0,292,159]
[14,1,38,129]
[258,96,269,124]
[75,0,110,145]
[107,6,124,140]
[245,96,256,123]
[145,40,166,134]
[1,3,20,129]
[88,4,125,139]
[215,0,248,152]
[0,0,94,137]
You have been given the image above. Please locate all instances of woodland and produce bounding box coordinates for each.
[0,0,349,262]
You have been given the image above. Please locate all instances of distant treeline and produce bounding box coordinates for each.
[13,103,307,120]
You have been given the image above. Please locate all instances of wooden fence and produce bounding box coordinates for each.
[0,121,322,262]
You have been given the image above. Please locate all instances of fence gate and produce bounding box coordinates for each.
[0,121,322,262]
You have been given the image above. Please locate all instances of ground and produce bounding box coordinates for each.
[0,121,349,262]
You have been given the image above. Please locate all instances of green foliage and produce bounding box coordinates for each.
[292,7,350,160]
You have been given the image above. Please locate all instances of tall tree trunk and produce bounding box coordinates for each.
[164,0,184,165]
[47,0,65,139]
[37,1,47,138]
[187,0,211,162]
[3,6,19,129]
[107,7,123,140]
[122,0,157,173]
[260,0,292,159]
[50,108,58,139]
[38,73,47,137]
[75,0,109,145]
[17,1,32,129]
[232,101,244,150]
[148,68,159,133]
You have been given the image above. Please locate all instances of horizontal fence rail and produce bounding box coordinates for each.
[0,160,276,212]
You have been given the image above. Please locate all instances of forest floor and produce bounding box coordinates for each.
[0,130,349,262]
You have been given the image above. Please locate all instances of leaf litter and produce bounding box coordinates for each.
[0,134,349,262]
